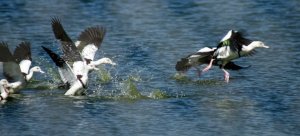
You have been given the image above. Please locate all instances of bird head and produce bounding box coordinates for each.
[0,79,9,86]
[251,41,269,49]
[99,58,116,66]
[31,66,45,73]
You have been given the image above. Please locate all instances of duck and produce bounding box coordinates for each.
[202,30,269,82]
[0,79,9,101]
[42,46,95,95]
[0,42,44,93]
[43,18,115,95]
[51,17,116,67]
[175,46,246,76]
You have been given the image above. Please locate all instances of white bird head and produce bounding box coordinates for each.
[0,79,9,98]
[250,41,269,49]
[100,58,116,66]
[0,79,9,86]
[30,66,45,73]
[92,57,116,66]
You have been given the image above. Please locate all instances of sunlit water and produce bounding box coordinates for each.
[0,0,300,135]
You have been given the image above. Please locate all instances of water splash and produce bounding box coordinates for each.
[96,65,112,84]
[172,73,222,86]
[172,73,192,82]
[119,78,146,100]
[149,89,168,99]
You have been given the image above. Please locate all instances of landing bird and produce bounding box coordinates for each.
[44,18,115,95]
[202,30,269,82]
[51,18,116,67]
[42,46,94,95]
[0,42,44,93]
[176,47,246,76]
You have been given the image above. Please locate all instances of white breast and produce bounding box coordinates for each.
[72,61,85,76]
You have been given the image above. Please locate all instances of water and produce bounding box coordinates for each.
[0,0,300,135]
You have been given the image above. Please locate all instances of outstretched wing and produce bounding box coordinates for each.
[0,42,24,83]
[0,42,15,62]
[14,41,32,63]
[42,46,77,85]
[77,26,106,51]
[76,26,106,62]
[175,47,215,71]
[215,30,253,58]
[3,62,25,83]
[217,30,239,52]
[51,17,82,62]
[51,17,73,44]
[14,41,32,74]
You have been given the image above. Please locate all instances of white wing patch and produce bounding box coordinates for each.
[197,47,215,53]
[81,44,98,61]
[19,60,31,74]
[220,30,233,42]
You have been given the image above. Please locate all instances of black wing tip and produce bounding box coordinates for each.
[0,42,15,62]
[78,25,106,47]
[41,46,49,51]
[0,41,8,47]
[14,41,32,62]
[51,17,61,25]
[42,46,65,67]
[18,41,31,48]
[175,58,191,72]
[50,17,73,44]
[51,17,62,31]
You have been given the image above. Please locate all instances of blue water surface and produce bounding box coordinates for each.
[0,0,300,136]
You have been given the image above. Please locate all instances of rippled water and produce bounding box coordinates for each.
[0,0,300,135]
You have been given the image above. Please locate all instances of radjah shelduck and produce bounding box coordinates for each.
[203,30,269,82]
[0,42,44,93]
[43,17,115,96]
[176,30,269,82]
[176,47,245,77]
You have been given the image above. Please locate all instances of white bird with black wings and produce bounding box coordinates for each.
[202,30,269,82]
[43,18,115,95]
[0,42,44,93]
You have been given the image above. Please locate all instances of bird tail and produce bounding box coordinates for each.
[42,46,65,68]
[175,58,192,72]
